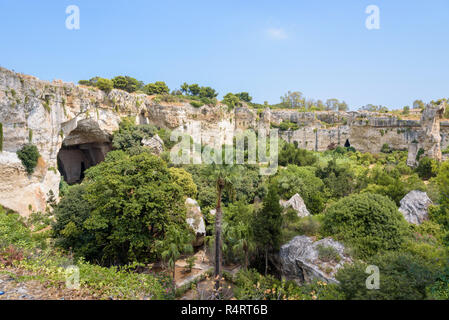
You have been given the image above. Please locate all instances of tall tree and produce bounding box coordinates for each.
[206,164,237,298]
[252,183,283,275]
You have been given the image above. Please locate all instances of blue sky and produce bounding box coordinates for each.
[0,0,448,110]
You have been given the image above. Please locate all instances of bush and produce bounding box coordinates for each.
[336,251,438,300]
[190,101,203,108]
[317,245,341,263]
[322,193,409,258]
[297,216,321,236]
[145,81,169,95]
[53,151,192,265]
[112,117,158,152]
[96,78,114,93]
[416,156,439,180]
[275,165,325,214]
[0,207,33,249]
[17,143,40,175]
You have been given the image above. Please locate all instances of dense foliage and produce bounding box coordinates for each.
[17,143,40,175]
[53,151,192,265]
[322,193,409,258]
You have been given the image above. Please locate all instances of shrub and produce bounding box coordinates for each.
[190,101,203,108]
[275,165,325,214]
[416,156,439,180]
[0,207,33,249]
[53,151,191,265]
[322,193,409,258]
[145,81,169,95]
[317,245,341,263]
[17,143,40,175]
[297,216,321,236]
[336,251,438,300]
[96,78,114,93]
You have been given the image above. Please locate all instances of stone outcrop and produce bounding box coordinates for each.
[142,134,164,155]
[407,102,446,167]
[398,190,432,225]
[279,236,351,284]
[0,67,447,216]
[280,193,310,218]
[185,198,206,247]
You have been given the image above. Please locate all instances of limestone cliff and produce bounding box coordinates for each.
[0,67,446,216]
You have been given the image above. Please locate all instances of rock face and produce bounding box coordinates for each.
[280,193,310,218]
[407,102,446,167]
[0,67,447,216]
[398,190,432,225]
[279,236,351,284]
[141,134,164,155]
[185,198,206,247]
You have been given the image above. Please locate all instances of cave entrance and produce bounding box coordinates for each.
[344,139,351,148]
[57,142,112,184]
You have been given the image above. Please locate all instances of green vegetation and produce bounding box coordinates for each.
[16,143,40,175]
[322,193,409,258]
[4,113,449,300]
[53,151,193,265]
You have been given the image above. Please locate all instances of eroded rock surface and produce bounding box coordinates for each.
[142,134,164,155]
[185,198,206,247]
[279,236,351,284]
[0,67,447,216]
[398,190,432,225]
[280,193,310,218]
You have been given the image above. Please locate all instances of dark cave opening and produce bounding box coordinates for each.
[344,139,351,148]
[57,142,112,184]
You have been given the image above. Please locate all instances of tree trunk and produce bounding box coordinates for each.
[265,248,268,276]
[214,185,223,298]
[173,266,176,282]
[244,244,248,270]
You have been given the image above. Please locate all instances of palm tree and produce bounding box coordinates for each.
[231,221,256,270]
[159,226,193,282]
[206,163,237,298]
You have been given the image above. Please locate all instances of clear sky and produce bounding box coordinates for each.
[0,0,448,110]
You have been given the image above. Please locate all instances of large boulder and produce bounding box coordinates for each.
[279,236,351,284]
[185,198,206,247]
[280,193,310,218]
[398,190,432,225]
[141,134,164,155]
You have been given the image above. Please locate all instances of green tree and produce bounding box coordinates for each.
[416,156,439,180]
[54,151,189,265]
[156,225,193,281]
[281,91,304,109]
[205,164,237,296]
[322,193,409,258]
[252,184,283,275]
[112,76,141,93]
[336,251,438,300]
[188,84,201,96]
[235,92,252,102]
[222,93,241,109]
[275,165,325,214]
[145,81,169,95]
[96,78,114,93]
